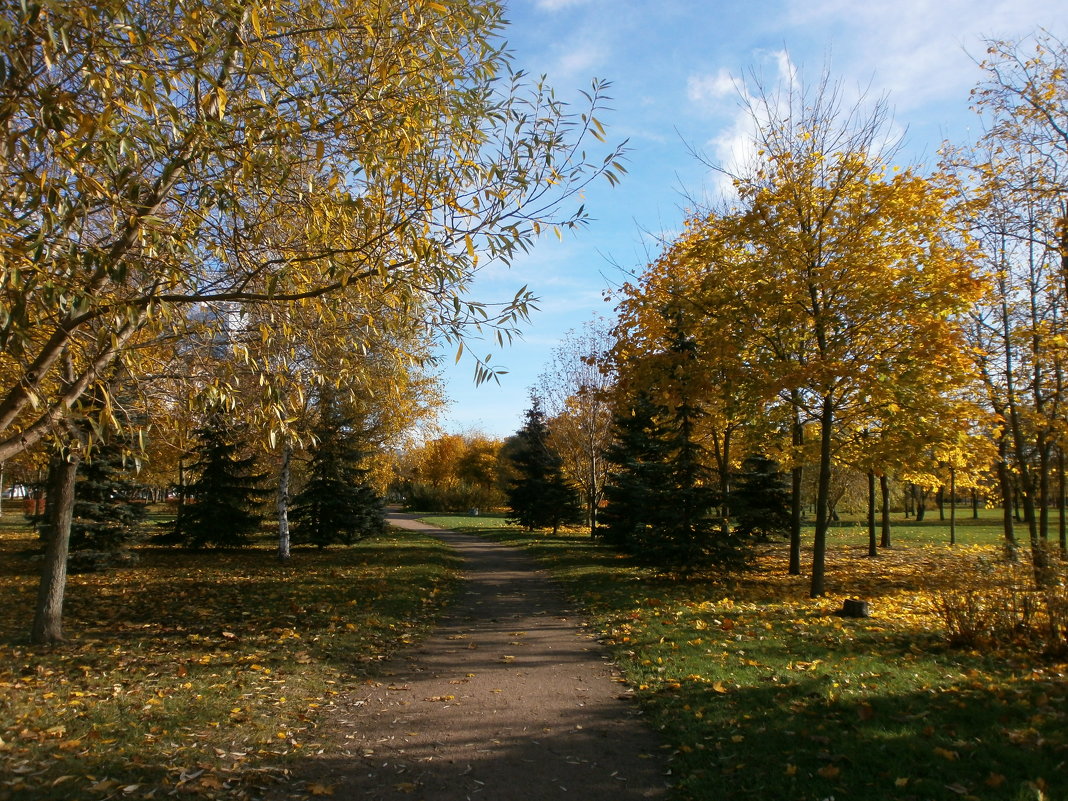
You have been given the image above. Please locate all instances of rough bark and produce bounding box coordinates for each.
[31,451,81,644]
[867,471,877,557]
[879,474,891,548]
[809,395,833,598]
[1060,448,1067,558]
[949,467,956,546]
[789,403,803,576]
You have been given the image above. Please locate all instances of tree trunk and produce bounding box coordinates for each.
[588,452,598,537]
[867,471,877,557]
[914,485,927,522]
[972,488,979,520]
[1038,433,1050,544]
[1059,447,1066,558]
[949,466,956,546]
[936,485,945,521]
[880,474,891,548]
[789,401,803,576]
[31,451,81,644]
[809,396,833,598]
[998,454,1017,556]
[178,458,187,506]
[277,440,292,561]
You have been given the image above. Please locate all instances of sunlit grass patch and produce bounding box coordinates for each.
[0,514,461,800]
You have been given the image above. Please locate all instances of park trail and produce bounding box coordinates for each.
[267,513,668,801]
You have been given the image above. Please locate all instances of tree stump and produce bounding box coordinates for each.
[841,599,871,618]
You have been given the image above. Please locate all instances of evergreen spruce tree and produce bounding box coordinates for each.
[506,400,583,533]
[655,394,721,567]
[291,390,385,547]
[70,439,147,552]
[171,410,270,548]
[602,319,751,571]
[732,454,792,542]
[599,391,672,550]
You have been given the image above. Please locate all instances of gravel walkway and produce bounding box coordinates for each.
[268,513,668,800]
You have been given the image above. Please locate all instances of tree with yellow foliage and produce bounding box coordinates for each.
[5,0,624,642]
[719,78,985,596]
[616,73,984,595]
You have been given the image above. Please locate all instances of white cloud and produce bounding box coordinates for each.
[534,0,592,10]
[688,50,800,196]
[687,69,738,104]
[555,43,605,77]
[782,0,1065,115]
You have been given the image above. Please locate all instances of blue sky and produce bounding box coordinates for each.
[437,0,1066,439]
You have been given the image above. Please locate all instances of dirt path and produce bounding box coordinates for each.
[268,514,668,800]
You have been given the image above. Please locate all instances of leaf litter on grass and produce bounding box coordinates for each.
[0,524,460,801]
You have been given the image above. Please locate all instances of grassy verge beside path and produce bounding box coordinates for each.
[0,517,461,801]
[420,512,1067,801]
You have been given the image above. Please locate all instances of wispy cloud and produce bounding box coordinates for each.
[782,0,1061,114]
[687,50,799,196]
[687,69,738,104]
[534,0,592,11]
[554,43,606,77]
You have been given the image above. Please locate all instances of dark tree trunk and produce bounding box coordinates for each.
[31,452,81,645]
[972,488,979,520]
[789,401,803,576]
[998,454,1017,555]
[880,474,891,548]
[178,458,187,507]
[1038,434,1050,545]
[949,467,956,546]
[867,471,877,557]
[1060,448,1067,558]
[936,485,945,521]
[914,485,927,522]
[809,396,833,598]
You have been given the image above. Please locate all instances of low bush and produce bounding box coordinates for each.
[927,554,1068,654]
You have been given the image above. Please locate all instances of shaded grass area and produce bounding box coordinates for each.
[0,515,461,800]
[422,513,1067,801]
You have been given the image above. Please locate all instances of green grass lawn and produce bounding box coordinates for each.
[0,513,461,801]
[422,510,1067,801]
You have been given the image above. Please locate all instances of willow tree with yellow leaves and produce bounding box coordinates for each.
[1,0,624,643]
